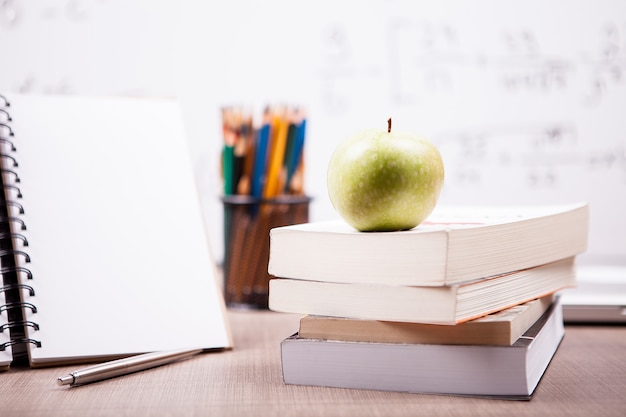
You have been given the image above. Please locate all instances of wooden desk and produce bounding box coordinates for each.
[2,310,625,417]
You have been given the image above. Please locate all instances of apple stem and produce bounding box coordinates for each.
[387,118,392,133]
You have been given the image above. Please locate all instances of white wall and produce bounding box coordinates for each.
[1,0,625,265]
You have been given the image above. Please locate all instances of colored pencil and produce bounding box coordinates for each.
[221,105,306,199]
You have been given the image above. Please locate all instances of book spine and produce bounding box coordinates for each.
[0,94,41,359]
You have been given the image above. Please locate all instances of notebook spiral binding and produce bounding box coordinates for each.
[0,283,35,296]
[0,95,41,354]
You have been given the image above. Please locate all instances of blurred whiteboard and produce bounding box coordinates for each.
[0,0,624,264]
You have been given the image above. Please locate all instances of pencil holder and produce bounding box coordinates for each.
[222,195,311,309]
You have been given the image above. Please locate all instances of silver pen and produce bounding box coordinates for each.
[57,347,203,387]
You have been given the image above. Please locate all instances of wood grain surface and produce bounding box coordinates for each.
[1,310,625,417]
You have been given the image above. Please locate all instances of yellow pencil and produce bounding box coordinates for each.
[263,109,289,198]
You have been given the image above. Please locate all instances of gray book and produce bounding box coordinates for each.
[280,299,564,399]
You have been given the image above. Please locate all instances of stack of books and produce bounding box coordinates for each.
[267,202,589,399]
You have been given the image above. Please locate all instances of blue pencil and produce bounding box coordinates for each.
[286,117,306,190]
[251,122,270,199]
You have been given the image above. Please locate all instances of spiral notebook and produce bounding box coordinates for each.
[0,93,232,369]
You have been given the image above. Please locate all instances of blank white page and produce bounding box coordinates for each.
[2,93,231,365]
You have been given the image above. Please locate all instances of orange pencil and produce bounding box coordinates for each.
[263,109,289,198]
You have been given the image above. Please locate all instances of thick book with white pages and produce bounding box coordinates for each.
[268,203,588,286]
[270,257,576,324]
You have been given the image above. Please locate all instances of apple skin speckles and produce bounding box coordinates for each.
[327,126,444,232]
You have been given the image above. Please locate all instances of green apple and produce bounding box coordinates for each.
[327,119,444,232]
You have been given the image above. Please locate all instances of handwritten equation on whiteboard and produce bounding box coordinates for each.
[386,18,626,106]
[381,15,626,199]
[0,0,102,29]
[432,124,626,195]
